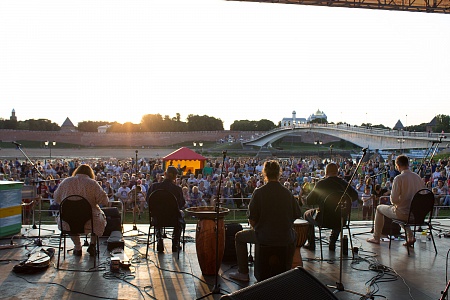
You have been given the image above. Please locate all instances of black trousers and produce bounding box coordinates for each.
[303,209,340,245]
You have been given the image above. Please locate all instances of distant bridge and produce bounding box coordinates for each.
[243,124,448,150]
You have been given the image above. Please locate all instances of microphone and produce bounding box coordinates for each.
[12,141,21,147]
[361,147,368,153]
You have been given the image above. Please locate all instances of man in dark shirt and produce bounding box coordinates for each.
[147,166,185,252]
[304,163,358,251]
[229,160,302,282]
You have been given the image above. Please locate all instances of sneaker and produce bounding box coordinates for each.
[73,249,82,256]
[157,240,164,253]
[87,244,97,256]
[229,271,250,282]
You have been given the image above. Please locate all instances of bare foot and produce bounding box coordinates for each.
[366,238,380,244]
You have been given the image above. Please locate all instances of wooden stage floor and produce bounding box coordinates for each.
[0,220,449,300]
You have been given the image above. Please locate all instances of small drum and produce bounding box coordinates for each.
[293,219,309,248]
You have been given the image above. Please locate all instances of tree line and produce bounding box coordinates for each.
[0,113,448,133]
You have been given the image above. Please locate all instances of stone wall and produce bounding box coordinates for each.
[0,129,257,147]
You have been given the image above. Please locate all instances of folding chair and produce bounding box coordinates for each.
[57,195,99,269]
[389,188,437,255]
[146,189,185,259]
[317,191,354,261]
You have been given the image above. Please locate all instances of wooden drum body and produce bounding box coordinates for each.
[292,219,308,269]
[293,219,309,248]
[195,218,225,275]
[186,206,229,276]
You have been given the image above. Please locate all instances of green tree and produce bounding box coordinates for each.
[408,123,427,132]
[230,120,256,131]
[256,119,276,131]
[187,114,223,131]
[78,121,109,132]
[434,114,450,133]
[141,114,164,132]
[0,119,17,129]
[23,119,60,131]
[230,119,275,131]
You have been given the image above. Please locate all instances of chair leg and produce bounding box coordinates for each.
[95,234,100,269]
[146,225,151,258]
[57,233,63,269]
[347,226,354,259]
[319,227,323,261]
[429,225,438,255]
[389,225,392,249]
[405,227,410,256]
[182,226,185,251]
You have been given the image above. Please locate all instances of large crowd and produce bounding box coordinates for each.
[1,153,450,213]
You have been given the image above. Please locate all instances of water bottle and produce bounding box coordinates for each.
[342,235,348,256]
[420,230,427,243]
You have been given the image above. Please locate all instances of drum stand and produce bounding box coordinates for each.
[198,151,227,299]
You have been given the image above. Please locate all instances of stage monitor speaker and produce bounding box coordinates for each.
[223,223,243,262]
[382,215,401,236]
[102,207,122,237]
[221,267,338,300]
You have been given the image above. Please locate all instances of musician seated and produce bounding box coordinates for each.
[303,163,358,251]
[229,160,302,282]
[146,166,186,253]
[54,164,108,257]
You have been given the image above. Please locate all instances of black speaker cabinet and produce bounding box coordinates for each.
[223,223,243,262]
[221,267,338,300]
[102,207,122,236]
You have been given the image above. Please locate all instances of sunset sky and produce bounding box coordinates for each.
[1,0,449,130]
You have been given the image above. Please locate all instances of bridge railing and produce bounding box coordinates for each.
[245,122,446,143]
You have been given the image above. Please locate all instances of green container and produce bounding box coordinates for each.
[0,181,24,237]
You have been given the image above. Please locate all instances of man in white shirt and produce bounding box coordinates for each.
[367,155,424,247]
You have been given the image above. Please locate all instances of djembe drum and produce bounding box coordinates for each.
[292,219,309,268]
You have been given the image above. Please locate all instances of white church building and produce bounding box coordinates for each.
[281,109,327,127]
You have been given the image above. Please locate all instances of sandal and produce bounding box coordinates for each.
[403,238,416,247]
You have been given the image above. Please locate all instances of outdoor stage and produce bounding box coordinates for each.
[0,220,449,299]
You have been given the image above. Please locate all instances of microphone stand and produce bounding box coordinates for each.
[123,150,146,236]
[327,148,373,299]
[13,142,55,246]
[416,135,446,177]
[353,170,389,237]
[198,150,227,299]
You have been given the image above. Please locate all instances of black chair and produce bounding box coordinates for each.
[146,189,185,259]
[389,188,437,255]
[317,191,354,261]
[57,195,99,269]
